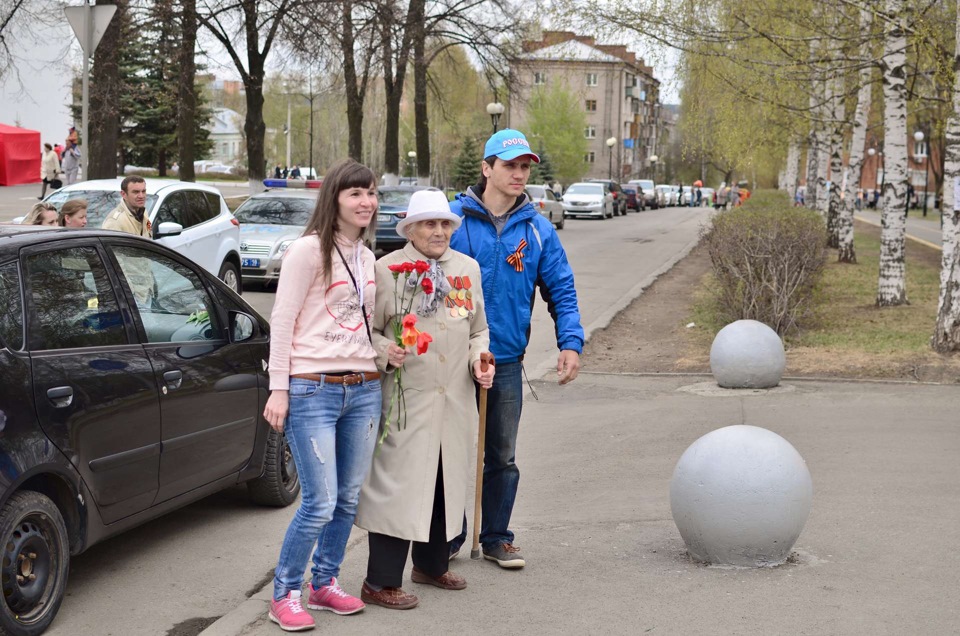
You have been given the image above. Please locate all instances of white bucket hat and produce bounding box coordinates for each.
[395,189,462,238]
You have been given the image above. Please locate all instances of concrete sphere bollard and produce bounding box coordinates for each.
[710,320,786,388]
[670,425,813,567]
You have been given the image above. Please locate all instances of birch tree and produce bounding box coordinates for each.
[838,8,876,264]
[877,0,910,307]
[933,0,960,351]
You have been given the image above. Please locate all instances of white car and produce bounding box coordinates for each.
[561,182,614,219]
[525,184,564,230]
[42,178,243,292]
[654,184,679,207]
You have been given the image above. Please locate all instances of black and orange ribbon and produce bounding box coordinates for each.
[506,239,528,272]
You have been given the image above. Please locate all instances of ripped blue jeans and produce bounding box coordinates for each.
[273,376,381,600]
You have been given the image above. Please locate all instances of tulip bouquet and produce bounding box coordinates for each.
[381,260,434,445]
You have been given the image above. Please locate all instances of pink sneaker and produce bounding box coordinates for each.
[307,577,365,615]
[269,590,315,632]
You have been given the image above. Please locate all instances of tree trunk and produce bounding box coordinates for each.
[877,0,910,307]
[177,0,198,182]
[932,0,960,351]
[88,0,124,179]
[826,70,845,248]
[783,138,801,199]
[411,0,429,185]
[838,9,875,264]
[805,131,818,209]
[243,4,266,191]
[342,1,365,161]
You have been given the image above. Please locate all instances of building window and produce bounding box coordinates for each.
[585,99,597,112]
[585,152,596,163]
[586,72,598,86]
[585,126,596,139]
[914,140,928,158]
[534,72,546,85]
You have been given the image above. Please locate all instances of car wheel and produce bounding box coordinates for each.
[248,429,301,507]
[218,261,241,295]
[555,215,564,230]
[0,491,70,636]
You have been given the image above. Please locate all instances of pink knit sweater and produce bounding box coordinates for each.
[268,233,377,390]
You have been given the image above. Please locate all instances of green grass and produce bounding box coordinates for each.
[689,195,943,357]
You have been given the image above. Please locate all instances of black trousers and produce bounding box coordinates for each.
[367,455,448,588]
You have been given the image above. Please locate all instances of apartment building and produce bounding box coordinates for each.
[508,31,662,182]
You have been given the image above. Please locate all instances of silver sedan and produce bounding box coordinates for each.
[234,190,316,286]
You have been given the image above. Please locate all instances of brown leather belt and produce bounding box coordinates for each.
[291,372,381,386]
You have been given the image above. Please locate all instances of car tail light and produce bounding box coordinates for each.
[230,217,239,227]
[539,201,545,209]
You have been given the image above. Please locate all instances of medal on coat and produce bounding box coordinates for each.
[506,239,528,273]
[444,275,473,313]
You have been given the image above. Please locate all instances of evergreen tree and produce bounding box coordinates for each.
[114,2,212,175]
[452,136,482,191]
[538,149,556,184]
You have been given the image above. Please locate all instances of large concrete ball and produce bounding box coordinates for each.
[670,425,813,567]
[710,320,786,388]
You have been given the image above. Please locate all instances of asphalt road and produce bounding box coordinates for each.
[34,204,710,635]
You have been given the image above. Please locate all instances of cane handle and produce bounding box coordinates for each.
[480,352,495,373]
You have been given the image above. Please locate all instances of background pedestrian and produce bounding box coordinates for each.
[24,202,58,226]
[40,143,60,199]
[58,199,88,228]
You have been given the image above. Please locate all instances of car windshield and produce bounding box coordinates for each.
[379,190,416,210]
[234,197,314,225]
[622,186,638,193]
[655,186,670,192]
[526,186,545,198]
[43,190,159,227]
[565,184,603,196]
[634,180,654,190]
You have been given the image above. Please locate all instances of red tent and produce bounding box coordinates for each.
[0,124,41,186]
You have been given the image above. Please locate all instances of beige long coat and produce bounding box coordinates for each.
[355,243,489,543]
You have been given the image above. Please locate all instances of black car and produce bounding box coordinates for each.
[376,186,429,252]
[586,179,627,216]
[0,226,298,635]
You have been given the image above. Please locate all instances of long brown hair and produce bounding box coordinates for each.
[304,159,377,286]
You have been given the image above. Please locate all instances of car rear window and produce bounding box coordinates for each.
[0,262,23,350]
[379,190,415,210]
[526,186,545,198]
[43,190,159,227]
[234,197,314,225]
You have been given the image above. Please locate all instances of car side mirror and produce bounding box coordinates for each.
[230,311,257,343]
[156,221,183,238]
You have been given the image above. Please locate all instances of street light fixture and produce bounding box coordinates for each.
[407,150,417,179]
[649,154,658,181]
[486,102,505,134]
[606,136,617,180]
[914,128,930,216]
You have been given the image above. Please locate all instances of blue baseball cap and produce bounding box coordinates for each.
[483,129,541,163]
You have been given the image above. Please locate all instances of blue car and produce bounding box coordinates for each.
[376,186,428,252]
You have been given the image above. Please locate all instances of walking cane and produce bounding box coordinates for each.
[471,352,495,560]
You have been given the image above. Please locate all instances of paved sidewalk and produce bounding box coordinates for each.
[203,374,960,636]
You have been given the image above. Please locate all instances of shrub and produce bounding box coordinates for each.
[703,193,827,335]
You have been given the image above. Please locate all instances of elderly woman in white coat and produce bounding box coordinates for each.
[356,189,494,610]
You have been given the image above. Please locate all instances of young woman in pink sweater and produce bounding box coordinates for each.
[263,159,381,631]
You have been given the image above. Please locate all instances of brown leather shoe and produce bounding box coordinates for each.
[360,581,419,610]
[410,567,467,590]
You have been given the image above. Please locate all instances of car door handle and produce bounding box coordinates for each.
[163,370,183,390]
[47,386,74,408]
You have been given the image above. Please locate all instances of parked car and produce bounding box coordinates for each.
[628,179,658,209]
[620,184,644,212]
[525,184,565,230]
[0,225,297,635]
[699,187,716,207]
[42,179,242,293]
[586,179,626,216]
[234,189,316,287]
[561,182,614,219]
[654,184,679,207]
[377,186,430,252]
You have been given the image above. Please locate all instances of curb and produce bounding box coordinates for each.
[199,530,369,636]
[854,213,942,252]
[528,232,704,385]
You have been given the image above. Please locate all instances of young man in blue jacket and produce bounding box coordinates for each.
[448,129,584,568]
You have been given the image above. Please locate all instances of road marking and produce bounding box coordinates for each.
[855,214,942,252]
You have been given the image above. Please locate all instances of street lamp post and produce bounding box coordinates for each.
[914,128,930,217]
[606,136,617,180]
[486,102,505,134]
[407,150,417,179]
[649,154,658,181]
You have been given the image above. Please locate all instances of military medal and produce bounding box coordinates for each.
[445,275,473,317]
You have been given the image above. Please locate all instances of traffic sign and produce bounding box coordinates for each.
[64,4,117,57]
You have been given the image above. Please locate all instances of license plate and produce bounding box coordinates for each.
[242,258,260,267]
[377,214,391,223]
